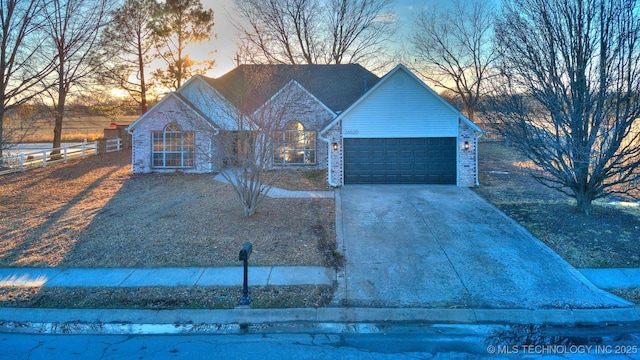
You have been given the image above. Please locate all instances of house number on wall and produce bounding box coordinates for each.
[345,129,359,135]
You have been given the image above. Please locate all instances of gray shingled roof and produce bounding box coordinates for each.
[205,64,380,114]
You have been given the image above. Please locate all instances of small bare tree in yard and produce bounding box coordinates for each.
[216,105,285,217]
[187,71,305,216]
[488,0,640,215]
[409,0,498,120]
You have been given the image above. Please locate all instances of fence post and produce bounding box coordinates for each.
[117,138,121,151]
[20,154,24,171]
[81,143,86,159]
[63,147,68,163]
[94,141,99,155]
[42,150,47,167]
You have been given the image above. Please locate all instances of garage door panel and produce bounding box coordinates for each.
[344,138,456,184]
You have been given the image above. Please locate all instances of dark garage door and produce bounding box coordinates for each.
[344,138,457,184]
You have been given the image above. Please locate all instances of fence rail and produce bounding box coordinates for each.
[0,141,101,176]
[106,138,121,153]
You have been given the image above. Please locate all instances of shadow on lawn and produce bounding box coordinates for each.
[476,142,640,268]
[0,151,132,267]
[57,172,336,269]
[0,148,336,269]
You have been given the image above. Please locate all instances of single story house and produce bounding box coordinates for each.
[127,64,482,187]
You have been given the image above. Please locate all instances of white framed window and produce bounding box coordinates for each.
[274,121,316,165]
[152,123,195,168]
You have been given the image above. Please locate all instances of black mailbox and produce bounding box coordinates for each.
[239,242,252,261]
[238,242,253,306]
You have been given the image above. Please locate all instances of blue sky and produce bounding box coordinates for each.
[199,0,449,77]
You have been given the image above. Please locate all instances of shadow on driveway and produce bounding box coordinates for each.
[335,185,631,309]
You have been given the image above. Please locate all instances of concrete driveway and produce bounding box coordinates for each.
[334,185,630,309]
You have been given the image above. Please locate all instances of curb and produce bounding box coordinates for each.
[1,307,639,334]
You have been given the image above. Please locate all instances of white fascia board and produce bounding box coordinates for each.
[126,91,173,133]
[320,64,483,136]
[173,92,220,132]
[179,74,246,131]
[175,74,204,95]
[127,92,221,135]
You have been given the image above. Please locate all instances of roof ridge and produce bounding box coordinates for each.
[205,63,380,114]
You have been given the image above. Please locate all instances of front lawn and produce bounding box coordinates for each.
[474,142,640,269]
[0,150,337,269]
[0,150,338,309]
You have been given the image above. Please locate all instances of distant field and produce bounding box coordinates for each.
[7,115,138,143]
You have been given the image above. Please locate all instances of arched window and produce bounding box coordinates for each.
[152,123,195,168]
[274,121,316,165]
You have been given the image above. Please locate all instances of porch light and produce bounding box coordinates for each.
[332,142,339,151]
[464,141,470,151]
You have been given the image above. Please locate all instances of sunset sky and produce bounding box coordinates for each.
[198,0,446,77]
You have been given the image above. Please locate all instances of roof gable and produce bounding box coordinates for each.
[128,93,205,132]
[254,79,336,118]
[176,75,245,130]
[205,64,379,114]
[127,92,227,133]
[321,64,483,135]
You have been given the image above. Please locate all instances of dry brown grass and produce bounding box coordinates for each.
[0,285,334,309]
[609,288,640,304]
[9,115,138,143]
[474,142,640,268]
[0,150,336,268]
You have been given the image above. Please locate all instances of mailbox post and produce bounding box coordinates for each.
[238,242,252,306]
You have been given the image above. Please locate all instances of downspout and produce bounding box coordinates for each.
[319,131,338,187]
[475,131,483,186]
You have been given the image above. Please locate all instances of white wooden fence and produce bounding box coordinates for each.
[106,138,122,153]
[0,141,103,176]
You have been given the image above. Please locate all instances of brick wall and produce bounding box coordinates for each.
[323,121,343,186]
[322,120,479,187]
[458,121,478,187]
[131,95,217,174]
[267,83,334,171]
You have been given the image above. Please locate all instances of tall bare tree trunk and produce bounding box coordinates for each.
[51,64,66,156]
[138,44,148,114]
[0,107,4,161]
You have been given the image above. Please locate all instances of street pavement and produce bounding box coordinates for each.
[3,324,640,359]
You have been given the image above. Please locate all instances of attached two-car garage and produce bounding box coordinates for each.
[321,65,482,187]
[343,137,457,184]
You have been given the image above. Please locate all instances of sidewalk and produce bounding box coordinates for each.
[0,267,637,290]
[0,266,335,288]
[0,267,638,333]
[213,173,334,199]
[578,268,640,289]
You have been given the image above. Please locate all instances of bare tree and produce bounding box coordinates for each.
[183,71,306,216]
[234,0,395,66]
[409,0,498,120]
[152,0,215,90]
[100,0,160,115]
[42,0,114,154]
[0,0,55,160]
[487,0,640,215]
